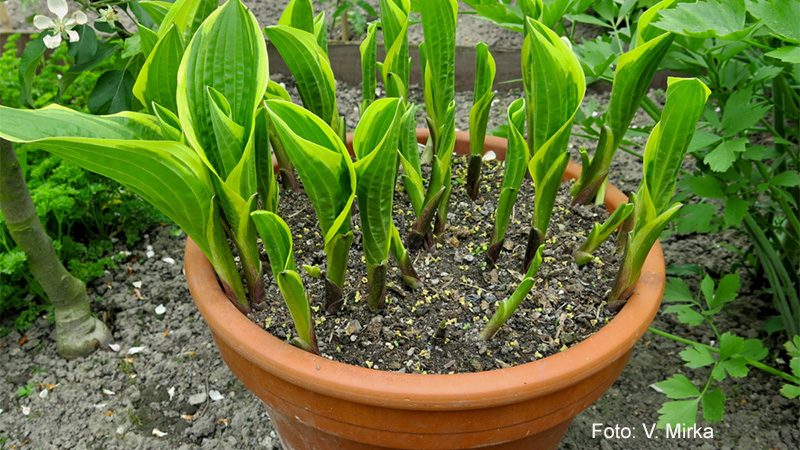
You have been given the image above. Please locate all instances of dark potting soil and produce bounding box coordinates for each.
[249,155,621,374]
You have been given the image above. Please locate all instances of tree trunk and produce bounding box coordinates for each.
[0,138,111,358]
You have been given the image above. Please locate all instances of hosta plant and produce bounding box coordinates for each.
[0,0,710,356]
[609,77,711,307]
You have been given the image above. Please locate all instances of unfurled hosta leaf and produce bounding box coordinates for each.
[481,244,544,340]
[466,43,496,201]
[0,104,163,141]
[264,100,356,312]
[264,25,339,132]
[360,23,378,114]
[278,0,315,34]
[523,17,585,270]
[1,135,212,247]
[487,99,526,266]
[354,98,404,310]
[0,105,250,307]
[571,30,673,205]
[251,212,318,354]
[174,0,270,309]
[157,0,217,43]
[133,24,184,115]
[177,0,268,179]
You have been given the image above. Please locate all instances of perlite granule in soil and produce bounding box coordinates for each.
[250,155,622,374]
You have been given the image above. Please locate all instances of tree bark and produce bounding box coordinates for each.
[0,138,111,358]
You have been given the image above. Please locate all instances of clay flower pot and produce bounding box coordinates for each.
[186,130,665,449]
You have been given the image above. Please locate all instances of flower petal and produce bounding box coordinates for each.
[33,15,55,30]
[43,34,62,49]
[66,29,80,43]
[48,0,69,20]
[69,10,88,26]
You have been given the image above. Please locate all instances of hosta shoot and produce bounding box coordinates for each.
[480,245,545,340]
[359,22,378,114]
[573,202,633,266]
[486,98,527,267]
[0,0,274,316]
[466,43,496,201]
[352,98,405,310]
[522,17,585,272]
[251,211,318,354]
[264,80,300,191]
[264,100,356,313]
[378,0,411,100]
[415,0,458,244]
[570,0,676,205]
[610,77,710,307]
[278,0,329,53]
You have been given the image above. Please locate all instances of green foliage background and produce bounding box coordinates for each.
[0,35,167,333]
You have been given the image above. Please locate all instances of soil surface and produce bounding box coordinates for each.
[1,1,798,449]
[253,161,619,374]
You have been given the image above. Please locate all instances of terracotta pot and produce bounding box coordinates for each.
[186,130,665,449]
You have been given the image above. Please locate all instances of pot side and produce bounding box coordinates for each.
[186,130,665,449]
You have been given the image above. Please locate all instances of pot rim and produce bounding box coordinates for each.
[186,130,664,411]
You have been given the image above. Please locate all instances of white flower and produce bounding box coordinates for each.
[96,7,120,26]
[33,0,88,49]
